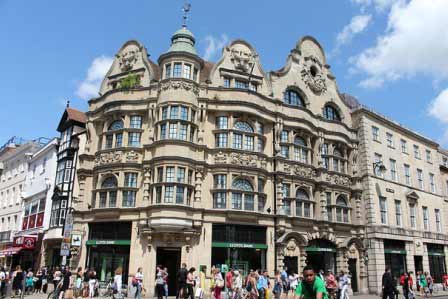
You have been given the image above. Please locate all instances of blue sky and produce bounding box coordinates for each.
[1,0,448,147]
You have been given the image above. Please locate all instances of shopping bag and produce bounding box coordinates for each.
[195,287,204,298]
[265,288,270,299]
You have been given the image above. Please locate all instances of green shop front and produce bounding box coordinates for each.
[211,224,267,275]
[305,239,337,273]
[384,239,407,280]
[427,244,446,283]
[86,222,131,283]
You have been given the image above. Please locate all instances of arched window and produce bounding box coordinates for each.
[234,121,254,133]
[231,178,254,211]
[99,176,118,208]
[293,136,308,164]
[336,195,349,223]
[233,121,255,151]
[332,148,345,173]
[284,90,304,107]
[295,189,312,218]
[323,105,341,121]
[108,120,124,131]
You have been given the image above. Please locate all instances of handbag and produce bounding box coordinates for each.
[195,287,204,298]
[64,289,74,299]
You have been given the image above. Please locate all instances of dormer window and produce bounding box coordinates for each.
[323,105,341,121]
[284,90,304,107]
[235,80,249,89]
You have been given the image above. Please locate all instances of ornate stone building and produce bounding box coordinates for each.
[72,25,370,294]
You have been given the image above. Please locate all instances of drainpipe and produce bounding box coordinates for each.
[272,122,278,271]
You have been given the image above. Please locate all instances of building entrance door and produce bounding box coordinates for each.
[157,247,181,296]
[348,258,358,293]
[283,256,298,275]
[414,256,423,274]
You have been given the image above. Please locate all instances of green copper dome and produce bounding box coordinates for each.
[167,26,198,55]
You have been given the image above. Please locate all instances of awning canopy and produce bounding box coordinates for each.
[0,247,22,257]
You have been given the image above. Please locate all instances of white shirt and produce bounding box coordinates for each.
[114,274,122,292]
[135,272,144,284]
[289,274,299,288]
[0,272,5,281]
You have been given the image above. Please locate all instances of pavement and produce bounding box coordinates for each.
[8,290,448,299]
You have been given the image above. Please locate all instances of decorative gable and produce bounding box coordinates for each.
[209,39,272,95]
[99,40,159,96]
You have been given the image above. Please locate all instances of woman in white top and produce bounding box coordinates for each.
[135,267,144,299]
[113,267,123,299]
[288,272,299,297]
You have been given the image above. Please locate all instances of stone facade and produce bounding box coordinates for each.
[353,109,448,294]
[71,29,369,294]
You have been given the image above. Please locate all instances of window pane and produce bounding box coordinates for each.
[170,106,179,119]
[232,193,242,209]
[125,173,137,187]
[183,64,191,79]
[122,191,136,207]
[177,168,186,183]
[169,123,178,139]
[109,191,117,207]
[164,186,174,203]
[166,167,175,182]
[173,63,182,77]
[128,132,141,147]
[244,136,254,151]
[215,133,228,148]
[105,135,113,149]
[233,134,242,149]
[99,192,107,208]
[160,124,167,139]
[165,64,172,78]
[162,107,168,120]
[213,192,226,209]
[180,106,188,120]
[115,133,123,147]
[176,186,184,204]
[216,116,228,129]
[244,194,254,211]
[179,124,187,140]
[130,116,142,128]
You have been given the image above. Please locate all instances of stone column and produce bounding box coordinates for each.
[367,238,385,294]
[422,243,430,276]
[317,187,327,221]
[405,241,416,288]
[143,167,151,204]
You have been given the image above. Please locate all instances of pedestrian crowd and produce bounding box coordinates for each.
[381,267,447,299]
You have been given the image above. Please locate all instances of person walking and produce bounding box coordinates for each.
[177,263,188,299]
[35,268,43,294]
[272,270,282,299]
[186,267,196,299]
[382,267,395,299]
[88,270,98,299]
[232,270,242,299]
[59,267,72,299]
[256,270,269,299]
[213,268,224,299]
[419,272,428,297]
[246,271,258,299]
[156,266,166,299]
[74,267,83,299]
[225,268,233,299]
[25,269,34,295]
[11,266,24,298]
[134,267,144,299]
[42,266,49,294]
[288,271,299,296]
[163,267,169,299]
[426,272,434,296]
[0,267,6,298]
[113,267,123,299]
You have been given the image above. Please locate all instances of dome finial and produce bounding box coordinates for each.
[182,2,191,28]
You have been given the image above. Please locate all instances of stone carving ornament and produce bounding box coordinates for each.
[326,173,351,187]
[214,151,227,164]
[160,80,199,95]
[293,164,317,179]
[229,152,258,167]
[125,150,139,162]
[301,55,327,94]
[119,50,138,72]
[229,48,255,72]
[94,151,122,166]
[285,238,300,257]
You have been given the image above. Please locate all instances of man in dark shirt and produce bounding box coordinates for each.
[176,263,188,299]
[382,267,395,299]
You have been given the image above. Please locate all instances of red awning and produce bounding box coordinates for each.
[0,247,22,256]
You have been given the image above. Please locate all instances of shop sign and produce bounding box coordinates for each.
[86,240,131,246]
[211,242,268,249]
[71,234,82,247]
[384,249,407,254]
[13,236,37,250]
[305,246,336,253]
[60,212,74,257]
[428,252,445,256]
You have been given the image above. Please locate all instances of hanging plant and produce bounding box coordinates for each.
[119,73,141,90]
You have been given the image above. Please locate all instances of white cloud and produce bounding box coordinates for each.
[76,55,113,100]
[352,0,448,88]
[202,34,229,61]
[428,88,448,147]
[429,88,448,123]
[351,0,399,12]
[336,14,372,46]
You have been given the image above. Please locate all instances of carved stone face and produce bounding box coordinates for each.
[229,43,255,72]
[119,49,138,72]
[301,55,327,94]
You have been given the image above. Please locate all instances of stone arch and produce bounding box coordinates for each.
[340,237,364,251]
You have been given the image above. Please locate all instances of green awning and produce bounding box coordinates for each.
[86,240,131,246]
[211,242,267,249]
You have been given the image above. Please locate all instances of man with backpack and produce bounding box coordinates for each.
[295,266,328,299]
[176,263,188,299]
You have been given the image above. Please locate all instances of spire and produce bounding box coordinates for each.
[165,2,197,56]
